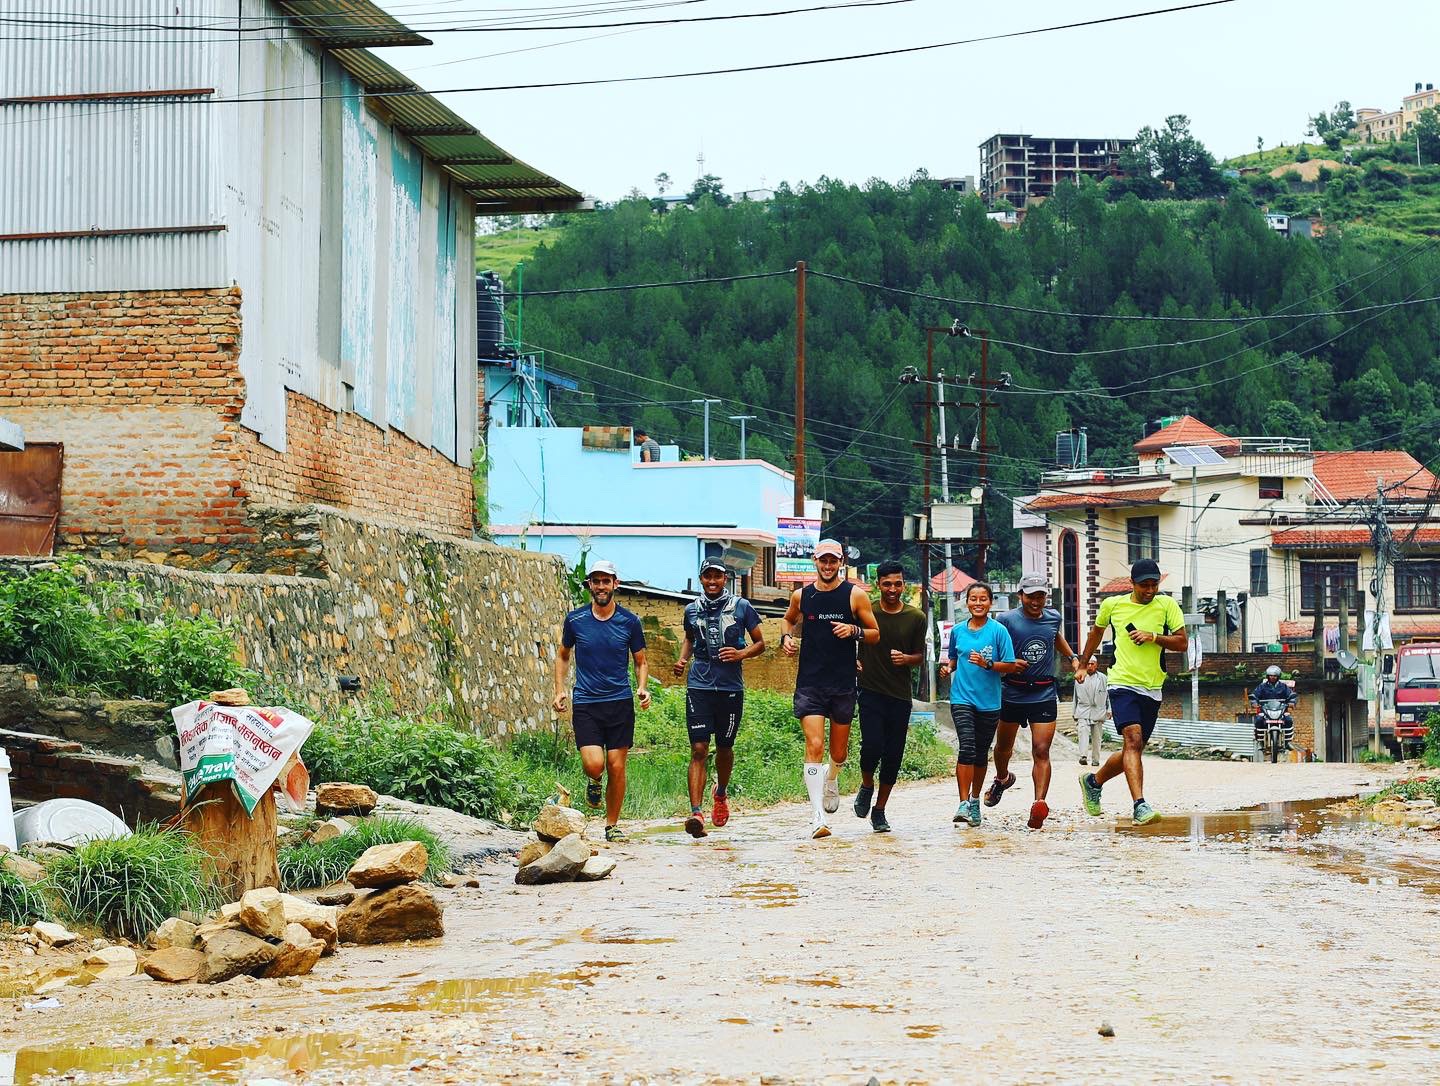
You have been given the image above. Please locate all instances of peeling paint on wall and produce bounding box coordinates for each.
[387,137,421,434]
[341,78,378,422]
[431,184,458,460]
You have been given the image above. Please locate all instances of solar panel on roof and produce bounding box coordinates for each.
[1163,445,1226,467]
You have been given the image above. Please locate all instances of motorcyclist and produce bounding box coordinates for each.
[1249,664,1297,750]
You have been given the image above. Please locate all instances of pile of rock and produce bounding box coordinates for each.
[337,840,445,944]
[514,803,615,886]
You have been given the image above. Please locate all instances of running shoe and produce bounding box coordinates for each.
[604,824,627,843]
[712,795,730,828]
[684,811,707,838]
[870,808,891,833]
[823,769,840,814]
[810,817,832,840]
[966,799,982,828]
[1079,757,1089,766]
[984,772,1016,808]
[853,784,874,819]
[953,802,969,824]
[1132,800,1160,826]
[585,779,603,809]
[1028,800,1049,830]
[1079,772,1103,817]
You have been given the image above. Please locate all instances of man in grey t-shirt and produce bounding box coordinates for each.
[985,574,1081,830]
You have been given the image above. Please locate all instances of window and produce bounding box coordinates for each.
[1060,530,1080,650]
[1258,477,1284,500]
[1395,560,1440,611]
[1127,516,1159,564]
[1250,549,1269,597]
[762,546,777,588]
[1300,561,1357,612]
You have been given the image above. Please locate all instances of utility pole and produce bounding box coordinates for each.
[692,399,720,459]
[1369,481,1393,757]
[936,368,955,626]
[729,415,756,458]
[793,260,806,517]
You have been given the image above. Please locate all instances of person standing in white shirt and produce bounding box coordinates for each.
[1072,658,1110,767]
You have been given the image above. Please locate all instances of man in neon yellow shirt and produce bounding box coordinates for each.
[1074,559,1187,826]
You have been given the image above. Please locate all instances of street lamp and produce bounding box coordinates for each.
[729,415,757,458]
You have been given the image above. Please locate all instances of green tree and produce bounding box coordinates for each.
[687,175,731,207]
[1309,101,1354,151]
[1416,108,1440,165]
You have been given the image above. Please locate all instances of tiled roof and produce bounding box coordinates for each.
[1026,486,1172,512]
[1132,416,1240,454]
[930,567,977,593]
[1312,451,1438,501]
[1278,616,1440,640]
[1100,573,1171,594]
[1271,527,1440,548]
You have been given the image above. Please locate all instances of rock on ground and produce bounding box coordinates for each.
[308,817,352,845]
[262,923,325,979]
[197,929,278,984]
[148,917,199,951]
[338,884,445,944]
[238,887,288,941]
[515,833,590,886]
[30,922,79,948]
[143,947,205,983]
[315,887,355,907]
[315,782,379,817]
[83,946,138,980]
[533,804,586,843]
[3,853,45,882]
[576,855,617,882]
[278,894,339,954]
[347,841,429,889]
[515,839,553,868]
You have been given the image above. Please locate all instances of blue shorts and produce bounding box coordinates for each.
[1107,688,1161,743]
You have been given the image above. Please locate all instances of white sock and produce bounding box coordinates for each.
[804,762,825,819]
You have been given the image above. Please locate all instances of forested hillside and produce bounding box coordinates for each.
[499,178,1440,573]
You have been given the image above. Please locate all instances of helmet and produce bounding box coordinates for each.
[1265,665,1282,678]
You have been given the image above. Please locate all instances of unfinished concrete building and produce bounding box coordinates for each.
[979,134,1134,206]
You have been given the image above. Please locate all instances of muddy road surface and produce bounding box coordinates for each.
[7,758,1440,1084]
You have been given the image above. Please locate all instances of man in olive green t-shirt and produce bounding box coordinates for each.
[853,561,927,833]
[1074,559,1188,826]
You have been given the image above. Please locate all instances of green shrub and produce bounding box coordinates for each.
[1365,777,1440,805]
[1424,713,1440,768]
[278,815,451,891]
[1357,749,1395,764]
[0,867,51,927]
[46,826,217,940]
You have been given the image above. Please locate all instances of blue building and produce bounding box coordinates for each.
[488,425,827,597]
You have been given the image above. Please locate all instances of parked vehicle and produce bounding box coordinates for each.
[1395,643,1440,756]
[1257,699,1289,763]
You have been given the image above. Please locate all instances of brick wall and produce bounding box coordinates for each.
[4,728,182,827]
[1084,511,1100,625]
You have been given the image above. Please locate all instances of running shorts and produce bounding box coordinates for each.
[999,697,1059,727]
[572,698,636,751]
[792,686,857,725]
[686,689,743,749]
[1107,688,1161,744]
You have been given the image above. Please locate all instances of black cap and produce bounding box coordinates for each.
[699,557,727,575]
[1130,558,1161,583]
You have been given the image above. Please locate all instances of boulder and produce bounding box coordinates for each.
[2,853,45,883]
[315,782,379,817]
[315,887,355,907]
[515,839,553,868]
[308,817,352,845]
[515,833,590,886]
[278,894,339,954]
[144,947,205,983]
[30,921,80,948]
[197,929,278,984]
[533,804,586,843]
[148,917,199,951]
[337,884,444,944]
[219,902,242,921]
[576,855,617,882]
[262,924,325,979]
[83,946,138,980]
[346,841,428,889]
[238,887,288,941]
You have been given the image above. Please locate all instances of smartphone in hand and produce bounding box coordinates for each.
[1125,623,1138,633]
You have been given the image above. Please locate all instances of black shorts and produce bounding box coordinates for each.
[572,698,635,751]
[999,697,1059,727]
[793,687,856,725]
[1108,688,1161,744]
[951,703,1000,766]
[686,689,743,749]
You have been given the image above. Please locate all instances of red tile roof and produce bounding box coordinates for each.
[1271,527,1440,548]
[930,566,977,593]
[1100,573,1172,594]
[1026,486,1173,512]
[1312,451,1438,501]
[1278,616,1440,641]
[1132,416,1240,454]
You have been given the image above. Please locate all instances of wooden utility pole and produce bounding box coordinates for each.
[793,261,806,517]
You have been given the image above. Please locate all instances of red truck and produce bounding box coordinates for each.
[1394,642,1440,754]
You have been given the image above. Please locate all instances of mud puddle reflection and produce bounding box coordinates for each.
[370,968,605,1013]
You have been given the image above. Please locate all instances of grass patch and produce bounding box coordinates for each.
[0,867,51,927]
[1364,778,1440,806]
[473,224,566,282]
[45,826,217,941]
[278,815,451,891]
[1357,749,1395,764]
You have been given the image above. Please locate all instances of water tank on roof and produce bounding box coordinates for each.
[476,272,506,360]
[1055,428,1087,469]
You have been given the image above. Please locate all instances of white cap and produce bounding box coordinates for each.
[588,559,618,579]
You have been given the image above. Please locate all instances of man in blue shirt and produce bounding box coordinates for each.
[1249,664,1297,751]
[673,558,765,838]
[553,559,650,843]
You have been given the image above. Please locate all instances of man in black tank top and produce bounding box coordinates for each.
[780,539,880,839]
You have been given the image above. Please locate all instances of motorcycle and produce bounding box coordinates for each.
[1256,699,1289,763]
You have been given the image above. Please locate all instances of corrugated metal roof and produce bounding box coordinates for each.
[330,48,588,213]
[274,0,430,48]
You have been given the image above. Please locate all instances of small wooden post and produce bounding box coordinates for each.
[181,689,279,901]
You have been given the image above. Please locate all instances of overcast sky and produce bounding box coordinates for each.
[381,0,1435,201]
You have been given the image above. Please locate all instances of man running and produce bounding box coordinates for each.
[1072,657,1111,767]
[781,539,880,839]
[1075,558,1187,826]
[939,582,1022,828]
[986,574,1082,830]
[853,560,927,833]
[553,560,651,843]
[673,558,766,838]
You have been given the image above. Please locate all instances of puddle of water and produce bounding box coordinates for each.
[728,881,800,908]
[511,926,676,948]
[1115,797,1363,842]
[370,969,598,1013]
[906,1024,941,1039]
[11,1032,417,1084]
[721,1017,749,1024]
[762,975,843,989]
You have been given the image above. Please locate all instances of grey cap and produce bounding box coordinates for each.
[588,559,618,579]
[1018,573,1049,595]
[699,557,727,574]
[1265,664,1282,677]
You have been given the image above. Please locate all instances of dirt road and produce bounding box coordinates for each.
[8,757,1440,1085]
